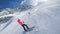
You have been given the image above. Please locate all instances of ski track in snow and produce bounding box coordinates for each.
[0,0,60,34]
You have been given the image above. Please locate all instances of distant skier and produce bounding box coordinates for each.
[17,19,29,31]
[28,12,31,15]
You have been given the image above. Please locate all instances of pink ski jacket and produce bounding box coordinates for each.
[17,19,24,26]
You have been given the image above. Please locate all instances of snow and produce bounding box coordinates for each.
[0,0,60,34]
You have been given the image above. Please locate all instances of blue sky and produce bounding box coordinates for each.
[0,0,23,11]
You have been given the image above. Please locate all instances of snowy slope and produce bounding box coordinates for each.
[0,0,60,34]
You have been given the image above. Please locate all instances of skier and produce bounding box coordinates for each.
[17,19,29,31]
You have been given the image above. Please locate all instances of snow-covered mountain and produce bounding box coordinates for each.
[0,3,33,17]
[0,16,12,24]
[0,0,60,34]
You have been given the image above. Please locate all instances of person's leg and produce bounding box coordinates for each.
[24,24,29,29]
[22,24,27,31]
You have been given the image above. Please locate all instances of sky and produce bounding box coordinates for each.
[0,0,23,11]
